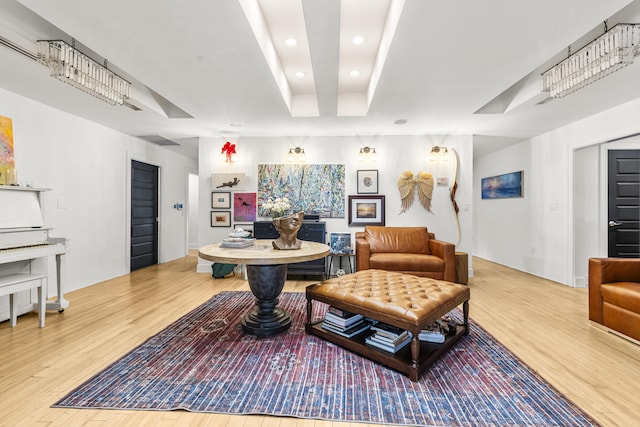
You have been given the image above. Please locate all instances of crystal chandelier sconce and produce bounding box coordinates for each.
[36,39,131,106]
[358,146,377,162]
[542,23,640,99]
[287,147,306,163]
[220,141,236,164]
[429,146,449,162]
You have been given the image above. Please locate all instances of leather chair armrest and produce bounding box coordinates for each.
[430,239,455,282]
[589,257,640,323]
[355,233,371,272]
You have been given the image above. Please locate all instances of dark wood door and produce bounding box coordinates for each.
[608,150,640,257]
[131,160,159,270]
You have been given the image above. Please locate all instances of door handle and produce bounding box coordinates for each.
[609,220,623,227]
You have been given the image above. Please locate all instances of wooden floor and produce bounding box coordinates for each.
[1,253,639,427]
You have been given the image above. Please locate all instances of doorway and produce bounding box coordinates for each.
[608,150,640,257]
[130,160,159,270]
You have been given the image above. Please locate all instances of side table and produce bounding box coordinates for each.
[327,252,355,277]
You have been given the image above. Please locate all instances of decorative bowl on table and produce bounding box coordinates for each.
[229,228,251,239]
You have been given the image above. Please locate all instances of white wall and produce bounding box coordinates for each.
[197,135,474,275]
[474,97,640,286]
[0,87,197,295]
[188,172,200,249]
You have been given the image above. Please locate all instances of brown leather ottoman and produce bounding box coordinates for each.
[305,269,470,381]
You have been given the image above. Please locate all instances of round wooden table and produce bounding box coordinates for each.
[199,240,330,337]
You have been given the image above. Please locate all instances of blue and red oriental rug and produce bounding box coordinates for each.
[53,291,598,426]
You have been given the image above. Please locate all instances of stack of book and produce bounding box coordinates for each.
[220,237,256,248]
[418,317,457,343]
[321,307,371,338]
[365,322,412,353]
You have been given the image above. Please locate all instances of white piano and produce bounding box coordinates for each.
[0,186,68,323]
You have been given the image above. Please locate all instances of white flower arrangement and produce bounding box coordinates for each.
[262,196,292,218]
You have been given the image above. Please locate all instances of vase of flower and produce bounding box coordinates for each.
[262,197,305,249]
[271,211,305,250]
[262,197,292,219]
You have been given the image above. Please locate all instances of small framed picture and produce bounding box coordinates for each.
[211,173,246,190]
[357,170,378,194]
[211,192,231,209]
[233,192,257,222]
[330,232,353,254]
[211,211,231,227]
[348,195,385,226]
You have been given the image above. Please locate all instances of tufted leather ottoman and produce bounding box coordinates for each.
[305,269,470,381]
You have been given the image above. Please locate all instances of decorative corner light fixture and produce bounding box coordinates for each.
[429,146,449,162]
[36,39,131,106]
[220,141,236,164]
[358,146,377,162]
[542,22,640,99]
[287,147,306,163]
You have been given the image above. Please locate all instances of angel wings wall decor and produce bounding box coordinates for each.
[398,171,435,213]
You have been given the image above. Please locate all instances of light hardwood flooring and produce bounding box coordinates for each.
[1,253,639,427]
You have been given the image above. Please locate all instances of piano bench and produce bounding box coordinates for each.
[0,273,48,328]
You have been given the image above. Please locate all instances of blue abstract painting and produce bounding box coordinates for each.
[257,164,345,218]
[481,171,523,199]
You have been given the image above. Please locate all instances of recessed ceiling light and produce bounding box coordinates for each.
[352,35,365,45]
[229,122,243,127]
[285,38,298,47]
[394,119,408,125]
[295,71,306,78]
[349,70,360,77]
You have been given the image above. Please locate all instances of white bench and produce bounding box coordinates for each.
[0,273,47,328]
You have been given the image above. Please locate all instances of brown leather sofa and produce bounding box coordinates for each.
[355,226,455,282]
[589,257,640,342]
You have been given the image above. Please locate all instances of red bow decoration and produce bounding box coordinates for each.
[221,141,236,163]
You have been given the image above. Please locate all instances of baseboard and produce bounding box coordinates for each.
[196,261,212,274]
[590,321,640,346]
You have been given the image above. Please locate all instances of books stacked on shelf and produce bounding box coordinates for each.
[418,317,458,343]
[365,322,412,353]
[321,307,371,338]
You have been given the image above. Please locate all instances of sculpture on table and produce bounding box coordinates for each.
[272,211,304,250]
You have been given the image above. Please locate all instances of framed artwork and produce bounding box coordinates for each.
[330,232,353,254]
[211,191,231,209]
[212,172,246,190]
[257,164,345,218]
[233,223,254,236]
[481,171,524,199]
[357,170,378,194]
[233,192,256,222]
[211,211,231,227]
[348,195,385,226]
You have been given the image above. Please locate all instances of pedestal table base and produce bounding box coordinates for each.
[241,264,291,337]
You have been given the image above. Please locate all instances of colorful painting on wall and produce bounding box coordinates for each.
[233,192,256,222]
[0,116,15,185]
[257,164,345,218]
[481,171,524,199]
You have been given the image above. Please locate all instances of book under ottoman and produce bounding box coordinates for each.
[305,269,470,381]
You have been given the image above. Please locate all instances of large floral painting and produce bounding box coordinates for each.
[0,116,15,184]
[257,164,345,218]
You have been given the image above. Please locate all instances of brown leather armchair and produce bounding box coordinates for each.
[356,226,455,282]
[589,257,640,342]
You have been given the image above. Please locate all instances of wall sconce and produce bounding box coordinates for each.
[358,146,377,162]
[220,141,236,164]
[429,146,449,162]
[287,146,306,163]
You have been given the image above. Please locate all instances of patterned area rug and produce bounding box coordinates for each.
[54,291,598,426]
